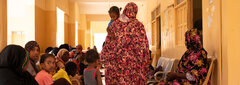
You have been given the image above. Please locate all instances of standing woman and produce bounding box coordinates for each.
[0,45,38,85]
[100,2,150,85]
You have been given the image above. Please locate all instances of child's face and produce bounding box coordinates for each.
[109,13,118,21]
[41,57,55,73]
[29,47,40,62]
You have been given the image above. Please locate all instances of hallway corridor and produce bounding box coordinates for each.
[1,0,240,85]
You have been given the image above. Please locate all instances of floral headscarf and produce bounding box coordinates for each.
[123,2,138,19]
[25,41,40,52]
[56,48,69,62]
[185,29,202,50]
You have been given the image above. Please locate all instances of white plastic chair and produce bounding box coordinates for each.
[154,58,175,80]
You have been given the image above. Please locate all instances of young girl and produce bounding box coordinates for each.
[35,54,55,85]
[84,49,102,85]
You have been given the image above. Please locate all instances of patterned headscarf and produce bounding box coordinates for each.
[56,49,69,62]
[123,2,138,19]
[25,41,40,52]
[22,51,29,69]
[185,29,202,50]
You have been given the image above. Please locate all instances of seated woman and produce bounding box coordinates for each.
[159,29,208,85]
[0,45,38,85]
[53,49,71,84]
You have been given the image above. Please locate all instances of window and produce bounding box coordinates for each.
[151,22,157,46]
[175,0,193,46]
[151,11,156,21]
[57,7,65,47]
[7,0,35,46]
[9,31,25,46]
[177,0,184,5]
[176,4,187,45]
[156,5,161,16]
[151,5,161,47]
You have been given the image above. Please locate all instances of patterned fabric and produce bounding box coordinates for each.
[159,29,208,85]
[56,48,68,63]
[100,2,150,85]
[25,41,40,52]
[22,51,29,69]
[55,49,69,72]
[123,2,138,19]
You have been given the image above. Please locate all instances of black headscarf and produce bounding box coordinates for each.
[0,45,28,75]
[52,47,60,56]
[0,45,38,85]
[59,44,70,51]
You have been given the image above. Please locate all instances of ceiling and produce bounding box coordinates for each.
[73,0,145,15]
[69,0,146,22]
[70,0,145,2]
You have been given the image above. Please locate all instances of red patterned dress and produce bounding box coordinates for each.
[100,2,150,85]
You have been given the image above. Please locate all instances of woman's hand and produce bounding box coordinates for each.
[166,72,187,81]
[166,72,177,81]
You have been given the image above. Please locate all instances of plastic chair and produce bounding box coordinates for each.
[154,58,175,80]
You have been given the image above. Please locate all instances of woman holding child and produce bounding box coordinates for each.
[100,2,150,85]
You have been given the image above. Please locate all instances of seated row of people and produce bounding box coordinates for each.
[0,41,102,85]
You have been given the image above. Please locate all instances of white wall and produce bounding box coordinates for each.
[7,0,35,46]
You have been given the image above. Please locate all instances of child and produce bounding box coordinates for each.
[35,54,55,85]
[84,49,102,85]
[65,62,81,85]
[107,6,121,39]
[108,6,121,26]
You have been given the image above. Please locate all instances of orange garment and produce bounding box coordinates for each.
[35,70,53,85]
